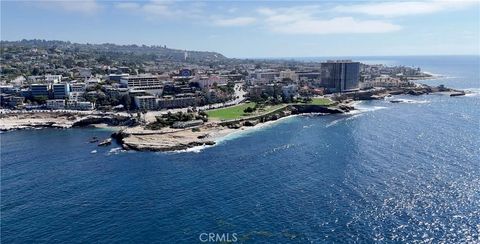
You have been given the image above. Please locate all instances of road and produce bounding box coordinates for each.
[143,84,247,122]
[1,84,248,123]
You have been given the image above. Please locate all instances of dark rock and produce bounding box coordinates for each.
[204,141,216,146]
[89,137,99,143]
[98,138,112,146]
[228,123,242,129]
[197,134,209,139]
[243,120,259,127]
[450,91,466,97]
[73,115,138,127]
[390,100,403,103]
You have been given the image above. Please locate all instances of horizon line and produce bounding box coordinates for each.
[2,39,479,59]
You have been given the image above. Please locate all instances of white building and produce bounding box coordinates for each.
[134,95,157,110]
[46,99,66,110]
[360,76,412,89]
[52,83,70,99]
[279,70,299,82]
[11,76,26,86]
[86,77,101,84]
[121,75,164,96]
[192,75,227,89]
[45,75,62,84]
[69,83,87,101]
[255,70,279,81]
[66,101,94,110]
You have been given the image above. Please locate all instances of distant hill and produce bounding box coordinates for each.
[1,39,228,63]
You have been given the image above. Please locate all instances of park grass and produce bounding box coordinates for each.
[206,98,333,120]
[206,102,256,120]
[309,97,334,106]
[206,103,288,120]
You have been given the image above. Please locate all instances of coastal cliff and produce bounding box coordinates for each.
[1,85,465,152]
[111,103,354,152]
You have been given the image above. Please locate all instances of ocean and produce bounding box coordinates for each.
[1,56,479,243]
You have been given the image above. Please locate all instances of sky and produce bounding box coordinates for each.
[1,0,479,58]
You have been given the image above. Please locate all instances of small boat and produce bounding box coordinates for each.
[90,150,97,154]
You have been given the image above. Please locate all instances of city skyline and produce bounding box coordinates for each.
[1,0,479,58]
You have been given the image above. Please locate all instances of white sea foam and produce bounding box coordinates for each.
[324,103,386,127]
[389,98,430,104]
[463,88,480,97]
[272,143,294,152]
[346,113,365,120]
[169,143,216,154]
[422,71,460,79]
[169,115,299,154]
[216,114,297,144]
[422,71,445,78]
[355,105,388,112]
[108,147,124,155]
[325,119,341,128]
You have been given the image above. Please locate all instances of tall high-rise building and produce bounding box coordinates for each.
[320,60,360,92]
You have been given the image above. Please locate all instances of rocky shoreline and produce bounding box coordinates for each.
[0,112,138,131]
[1,85,468,152]
[110,103,354,152]
[331,84,465,101]
[102,85,469,152]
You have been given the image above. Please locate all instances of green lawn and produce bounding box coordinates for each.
[206,98,332,121]
[206,103,288,120]
[309,98,334,106]
[206,102,256,120]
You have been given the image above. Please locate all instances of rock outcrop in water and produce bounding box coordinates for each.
[111,127,217,152]
[112,103,352,152]
[331,85,463,101]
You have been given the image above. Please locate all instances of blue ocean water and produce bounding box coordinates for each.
[1,56,479,243]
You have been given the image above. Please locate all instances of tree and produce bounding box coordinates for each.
[33,95,48,104]
[31,67,40,76]
[244,107,255,113]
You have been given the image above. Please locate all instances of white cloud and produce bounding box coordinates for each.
[227,8,238,13]
[334,0,479,17]
[115,2,141,11]
[213,17,256,27]
[35,0,101,14]
[271,17,401,34]
[116,1,255,27]
[257,6,401,34]
[114,0,203,19]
